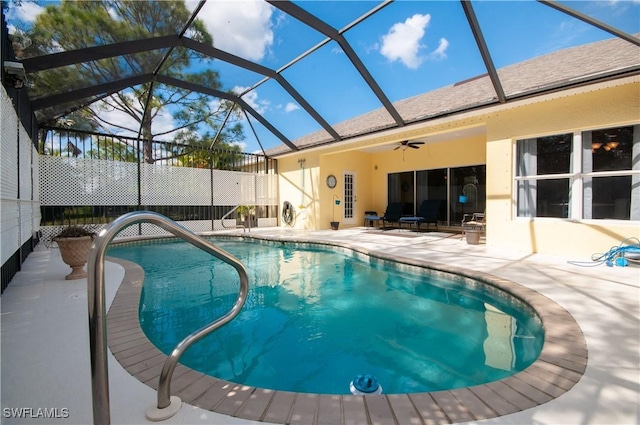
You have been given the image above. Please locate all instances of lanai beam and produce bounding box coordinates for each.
[31,74,155,110]
[460,0,506,104]
[267,0,405,127]
[156,75,298,151]
[538,0,640,47]
[20,36,180,73]
[182,37,341,141]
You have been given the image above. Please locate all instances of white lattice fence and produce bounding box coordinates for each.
[212,170,257,205]
[256,174,278,206]
[39,156,139,205]
[140,164,211,205]
[38,155,279,239]
[138,220,218,236]
[40,156,277,207]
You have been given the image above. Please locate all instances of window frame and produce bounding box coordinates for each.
[514,125,640,222]
[514,133,575,219]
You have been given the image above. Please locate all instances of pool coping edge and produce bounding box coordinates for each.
[106,236,587,425]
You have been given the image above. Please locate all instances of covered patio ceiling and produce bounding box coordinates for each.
[6,0,640,155]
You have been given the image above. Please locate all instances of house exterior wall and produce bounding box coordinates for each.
[276,77,639,258]
[485,79,640,257]
[319,151,373,229]
[278,151,374,230]
[369,135,486,215]
[278,155,318,230]
[278,134,487,231]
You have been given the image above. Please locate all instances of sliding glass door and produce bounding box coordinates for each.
[387,171,414,215]
[416,169,447,221]
[388,165,485,226]
[450,165,486,225]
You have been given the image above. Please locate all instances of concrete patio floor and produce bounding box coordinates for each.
[1,227,639,425]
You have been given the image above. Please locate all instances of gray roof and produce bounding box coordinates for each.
[266,36,640,156]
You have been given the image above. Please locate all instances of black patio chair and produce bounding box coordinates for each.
[399,199,443,231]
[381,202,405,228]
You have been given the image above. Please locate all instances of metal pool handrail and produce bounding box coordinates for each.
[221,204,251,232]
[87,211,249,425]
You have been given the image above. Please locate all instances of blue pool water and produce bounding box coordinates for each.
[109,238,543,395]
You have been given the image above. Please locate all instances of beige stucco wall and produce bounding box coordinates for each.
[276,77,639,258]
[278,135,486,230]
[485,79,640,257]
[278,150,376,230]
[278,155,319,230]
[368,135,486,215]
[319,152,373,228]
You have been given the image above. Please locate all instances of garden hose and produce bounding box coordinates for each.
[568,237,640,267]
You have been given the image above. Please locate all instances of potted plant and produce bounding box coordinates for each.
[53,225,96,280]
[237,205,256,228]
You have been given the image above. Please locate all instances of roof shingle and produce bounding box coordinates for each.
[266,36,639,156]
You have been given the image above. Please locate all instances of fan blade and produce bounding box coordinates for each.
[409,144,420,149]
[394,146,401,150]
[409,141,425,146]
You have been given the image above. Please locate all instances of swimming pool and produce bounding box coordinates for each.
[109,237,543,395]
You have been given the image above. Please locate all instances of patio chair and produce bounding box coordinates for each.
[364,210,382,228]
[381,202,405,228]
[399,199,442,231]
[461,211,486,240]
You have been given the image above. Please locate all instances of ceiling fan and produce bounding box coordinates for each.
[394,140,425,150]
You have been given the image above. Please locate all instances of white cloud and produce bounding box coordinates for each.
[7,1,44,24]
[380,14,431,69]
[189,0,274,61]
[284,102,299,113]
[428,38,449,61]
[92,94,176,141]
[234,86,269,114]
[229,141,248,151]
[603,0,640,15]
[107,7,120,21]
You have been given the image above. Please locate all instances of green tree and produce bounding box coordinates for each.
[172,129,244,169]
[25,0,244,163]
[86,137,138,162]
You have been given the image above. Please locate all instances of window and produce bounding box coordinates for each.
[516,125,639,220]
[516,134,573,218]
[583,126,638,220]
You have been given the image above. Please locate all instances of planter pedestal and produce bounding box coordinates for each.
[55,236,93,280]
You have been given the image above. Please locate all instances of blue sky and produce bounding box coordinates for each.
[5,0,640,153]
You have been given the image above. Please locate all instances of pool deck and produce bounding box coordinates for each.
[1,227,639,424]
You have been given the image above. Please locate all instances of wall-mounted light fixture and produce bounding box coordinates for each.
[4,61,26,89]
